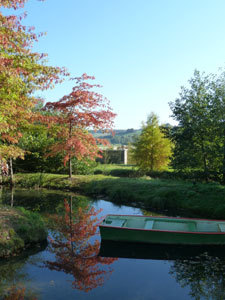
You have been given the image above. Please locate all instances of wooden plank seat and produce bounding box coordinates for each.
[144,220,154,230]
[218,224,225,232]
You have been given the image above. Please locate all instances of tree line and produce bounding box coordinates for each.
[0,0,115,183]
[170,70,225,183]
[1,0,225,184]
[133,70,225,183]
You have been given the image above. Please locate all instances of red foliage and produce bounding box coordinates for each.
[3,285,37,300]
[0,0,68,160]
[0,0,27,9]
[45,200,117,292]
[43,74,116,169]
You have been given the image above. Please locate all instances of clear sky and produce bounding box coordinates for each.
[14,0,225,128]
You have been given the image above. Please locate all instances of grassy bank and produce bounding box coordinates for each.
[0,206,47,258]
[93,164,138,177]
[85,177,225,218]
[4,172,225,219]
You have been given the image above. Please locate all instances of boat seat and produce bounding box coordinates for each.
[218,224,225,232]
[144,220,154,230]
[188,222,196,232]
[106,219,126,227]
[125,219,145,229]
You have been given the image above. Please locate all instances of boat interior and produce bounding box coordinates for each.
[102,215,225,232]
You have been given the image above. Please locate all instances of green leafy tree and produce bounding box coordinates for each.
[210,75,225,183]
[170,70,225,181]
[131,113,172,171]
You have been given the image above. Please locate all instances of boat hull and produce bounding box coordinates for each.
[99,215,225,245]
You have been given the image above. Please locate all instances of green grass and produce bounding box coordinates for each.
[7,172,225,219]
[93,164,138,177]
[85,177,225,217]
[0,205,47,258]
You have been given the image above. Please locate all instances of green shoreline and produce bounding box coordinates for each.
[0,205,47,258]
[3,173,225,219]
[1,172,225,257]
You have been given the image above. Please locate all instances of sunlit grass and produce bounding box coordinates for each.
[9,173,225,219]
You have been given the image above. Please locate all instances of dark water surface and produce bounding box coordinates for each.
[1,189,225,300]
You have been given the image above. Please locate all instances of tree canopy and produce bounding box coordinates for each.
[43,74,116,177]
[1,0,116,180]
[131,113,172,171]
[170,70,225,182]
[0,0,66,179]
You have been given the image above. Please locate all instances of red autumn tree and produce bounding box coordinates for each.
[0,0,67,183]
[44,74,116,178]
[45,199,117,292]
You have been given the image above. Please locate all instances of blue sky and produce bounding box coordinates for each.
[15,0,225,128]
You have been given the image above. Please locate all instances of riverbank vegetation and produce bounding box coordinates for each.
[1,0,225,260]
[0,206,47,258]
[2,172,225,220]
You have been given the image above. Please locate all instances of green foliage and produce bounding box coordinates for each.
[14,208,47,244]
[93,164,138,177]
[72,158,97,175]
[9,172,225,219]
[0,206,47,257]
[14,173,50,188]
[14,173,72,190]
[170,70,225,182]
[13,124,97,175]
[14,123,63,173]
[85,177,225,218]
[131,113,173,171]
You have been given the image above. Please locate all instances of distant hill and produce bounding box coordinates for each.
[91,129,141,145]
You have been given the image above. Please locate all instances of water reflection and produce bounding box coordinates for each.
[2,188,225,299]
[0,188,90,214]
[0,244,46,299]
[99,240,225,261]
[99,240,225,299]
[2,285,37,300]
[170,254,225,300]
[44,198,117,292]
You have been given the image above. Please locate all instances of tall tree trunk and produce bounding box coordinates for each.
[10,188,14,207]
[69,196,74,253]
[9,158,14,187]
[0,160,2,185]
[69,155,72,179]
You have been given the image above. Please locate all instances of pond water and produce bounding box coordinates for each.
[1,189,225,300]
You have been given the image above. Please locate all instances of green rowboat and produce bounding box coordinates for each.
[99,214,225,245]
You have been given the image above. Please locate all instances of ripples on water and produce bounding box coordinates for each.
[1,189,225,300]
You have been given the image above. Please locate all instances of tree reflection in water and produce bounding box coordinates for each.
[0,245,44,300]
[2,285,37,300]
[170,252,225,300]
[44,199,117,292]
